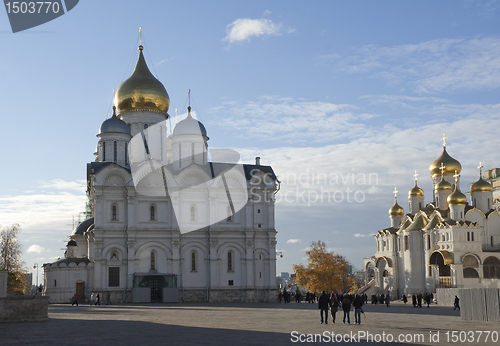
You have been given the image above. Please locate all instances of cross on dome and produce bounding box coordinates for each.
[393,187,398,199]
[414,170,419,183]
[440,162,446,175]
[478,162,483,176]
[453,170,460,183]
[441,132,448,147]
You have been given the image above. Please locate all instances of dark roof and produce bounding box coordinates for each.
[243,164,278,181]
[67,240,77,247]
[71,217,94,236]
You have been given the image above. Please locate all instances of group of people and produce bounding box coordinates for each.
[278,290,318,303]
[370,293,391,306]
[401,292,434,308]
[71,291,112,306]
[318,291,365,325]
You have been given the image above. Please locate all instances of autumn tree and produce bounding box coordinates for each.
[293,240,355,294]
[0,224,29,295]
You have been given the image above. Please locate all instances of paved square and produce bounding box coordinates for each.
[0,301,498,345]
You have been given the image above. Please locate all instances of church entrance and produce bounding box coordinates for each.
[430,251,452,288]
[132,274,177,303]
[76,282,85,304]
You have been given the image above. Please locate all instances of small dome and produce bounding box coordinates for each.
[389,199,405,217]
[409,182,424,197]
[471,177,492,193]
[115,46,170,115]
[447,184,467,205]
[429,147,461,177]
[99,111,130,135]
[67,240,77,247]
[435,177,452,191]
[71,217,94,236]
[173,113,208,138]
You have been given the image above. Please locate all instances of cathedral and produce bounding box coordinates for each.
[43,43,280,303]
[364,137,500,298]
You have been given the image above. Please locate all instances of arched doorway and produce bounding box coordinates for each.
[430,251,453,288]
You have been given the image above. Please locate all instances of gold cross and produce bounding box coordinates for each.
[414,170,418,183]
[440,162,446,175]
[393,187,398,199]
[453,170,460,183]
[478,162,483,176]
[441,132,448,147]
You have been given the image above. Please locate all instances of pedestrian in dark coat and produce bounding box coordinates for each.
[402,294,407,304]
[454,296,460,310]
[330,295,339,323]
[318,291,331,324]
[417,293,422,308]
[385,294,391,307]
[412,293,417,307]
[342,296,351,324]
[352,295,363,324]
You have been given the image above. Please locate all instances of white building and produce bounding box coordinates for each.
[43,43,280,303]
[364,139,500,298]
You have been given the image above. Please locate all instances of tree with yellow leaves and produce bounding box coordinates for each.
[0,224,29,295]
[293,240,355,294]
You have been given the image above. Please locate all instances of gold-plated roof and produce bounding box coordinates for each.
[447,181,467,205]
[375,256,392,268]
[435,175,452,191]
[409,182,424,197]
[423,214,442,230]
[429,147,462,177]
[405,214,428,231]
[115,46,170,116]
[430,250,453,265]
[471,177,492,193]
[389,197,404,217]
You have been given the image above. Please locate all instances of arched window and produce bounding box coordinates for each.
[112,205,117,221]
[150,205,156,221]
[150,251,156,271]
[227,251,233,272]
[191,251,196,272]
[483,256,500,279]
[190,205,196,221]
[114,141,117,162]
[404,235,409,250]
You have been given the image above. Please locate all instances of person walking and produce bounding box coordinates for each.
[330,295,339,323]
[417,293,422,308]
[71,293,78,306]
[402,294,407,304]
[278,291,282,303]
[318,291,330,324]
[412,293,417,308]
[352,295,363,324]
[96,293,101,306]
[342,296,351,324]
[385,294,391,307]
[90,292,95,306]
[454,296,460,310]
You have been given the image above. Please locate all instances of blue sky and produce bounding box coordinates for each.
[1,1,500,285]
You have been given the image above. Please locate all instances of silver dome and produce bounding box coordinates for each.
[173,114,208,138]
[99,116,130,135]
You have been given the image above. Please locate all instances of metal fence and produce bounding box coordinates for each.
[459,288,500,322]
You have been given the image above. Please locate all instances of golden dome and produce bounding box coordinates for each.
[471,177,492,193]
[115,46,170,116]
[435,176,452,191]
[389,198,405,217]
[409,182,424,197]
[429,147,461,177]
[447,183,467,205]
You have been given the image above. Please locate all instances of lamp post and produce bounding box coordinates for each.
[33,263,38,294]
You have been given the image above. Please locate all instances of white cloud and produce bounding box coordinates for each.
[38,179,86,192]
[286,238,301,244]
[263,9,271,16]
[223,18,282,44]
[158,57,174,66]
[27,244,45,253]
[321,37,500,93]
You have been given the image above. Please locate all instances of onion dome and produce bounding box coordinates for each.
[435,175,452,191]
[409,182,424,197]
[99,107,131,135]
[429,147,461,177]
[173,113,208,138]
[389,198,405,217]
[471,177,492,193]
[114,45,170,116]
[447,181,467,205]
